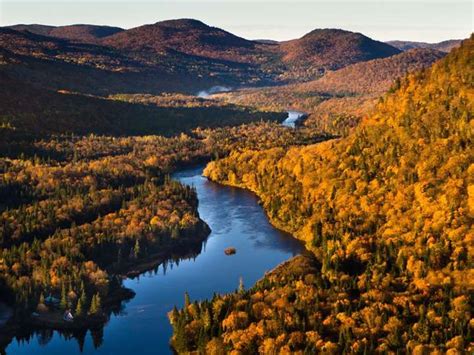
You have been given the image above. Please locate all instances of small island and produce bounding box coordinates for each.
[224,247,236,255]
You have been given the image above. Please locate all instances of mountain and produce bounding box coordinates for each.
[175,35,474,354]
[1,21,408,95]
[103,22,403,81]
[0,26,285,137]
[297,48,445,94]
[0,27,269,95]
[7,24,124,43]
[279,28,401,80]
[102,19,269,64]
[212,48,445,134]
[387,39,462,53]
[0,28,134,70]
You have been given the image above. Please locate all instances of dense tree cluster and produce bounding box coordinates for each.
[0,137,210,324]
[215,48,445,136]
[0,119,323,331]
[175,37,474,352]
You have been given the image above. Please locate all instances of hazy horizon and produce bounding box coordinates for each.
[1,1,472,43]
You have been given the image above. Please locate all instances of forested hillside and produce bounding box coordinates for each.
[0,120,326,349]
[171,36,474,353]
[214,48,445,135]
[279,29,400,81]
[101,19,267,64]
[0,73,285,137]
[1,21,405,96]
[298,48,445,94]
[0,27,270,95]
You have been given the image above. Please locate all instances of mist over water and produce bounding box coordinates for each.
[196,86,231,98]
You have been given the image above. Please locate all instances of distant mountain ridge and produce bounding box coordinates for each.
[7,24,124,43]
[0,26,267,95]
[387,39,462,53]
[2,19,410,88]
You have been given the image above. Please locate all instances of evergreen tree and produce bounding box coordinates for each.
[88,293,102,315]
[184,292,191,309]
[238,277,245,293]
[60,285,68,310]
[76,290,87,317]
[133,239,140,259]
[203,307,211,332]
[39,292,45,305]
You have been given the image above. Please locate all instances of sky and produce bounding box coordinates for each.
[0,0,472,42]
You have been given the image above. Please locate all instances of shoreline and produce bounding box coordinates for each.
[0,219,211,349]
[203,172,309,248]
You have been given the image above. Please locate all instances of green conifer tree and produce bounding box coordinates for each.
[60,285,68,310]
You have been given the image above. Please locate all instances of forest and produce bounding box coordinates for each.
[0,120,325,340]
[170,36,473,353]
[0,72,286,138]
[0,16,471,354]
[0,135,207,329]
[214,48,446,136]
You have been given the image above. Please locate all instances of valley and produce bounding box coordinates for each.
[0,15,471,354]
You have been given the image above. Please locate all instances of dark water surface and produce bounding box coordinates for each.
[5,166,304,354]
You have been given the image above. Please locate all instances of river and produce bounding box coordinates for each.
[282,110,307,128]
[5,165,304,354]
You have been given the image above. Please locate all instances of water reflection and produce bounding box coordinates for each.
[4,166,304,354]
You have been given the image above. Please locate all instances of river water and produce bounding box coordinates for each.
[282,110,307,128]
[5,165,304,354]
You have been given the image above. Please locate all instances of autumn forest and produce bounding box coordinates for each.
[0,10,472,355]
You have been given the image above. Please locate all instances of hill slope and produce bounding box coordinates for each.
[279,29,401,80]
[102,19,268,64]
[0,27,270,95]
[0,74,286,138]
[297,48,445,94]
[213,48,445,133]
[1,21,405,91]
[173,36,474,353]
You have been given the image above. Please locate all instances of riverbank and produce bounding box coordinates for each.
[116,219,211,278]
[203,165,310,251]
[5,163,304,354]
[0,286,135,354]
[0,218,211,348]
